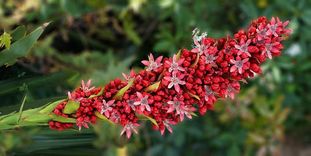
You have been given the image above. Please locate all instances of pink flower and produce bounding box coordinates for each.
[141,53,163,71]
[76,117,90,131]
[160,119,177,135]
[256,24,268,41]
[191,28,208,55]
[134,92,151,112]
[267,17,279,37]
[127,99,136,111]
[167,97,194,121]
[204,52,217,65]
[120,122,140,139]
[164,72,186,93]
[230,58,249,74]
[122,70,136,81]
[67,92,83,102]
[101,99,115,117]
[225,82,240,99]
[235,39,251,57]
[263,42,279,59]
[81,80,95,93]
[166,54,185,72]
[110,112,120,123]
[204,85,216,102]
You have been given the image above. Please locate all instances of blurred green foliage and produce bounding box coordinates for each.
[0,0,310,155]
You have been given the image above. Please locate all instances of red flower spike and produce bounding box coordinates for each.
[48,16,291,138]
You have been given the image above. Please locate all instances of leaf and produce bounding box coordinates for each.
[39,99,65,114]
[137,113,158,126]
[145,81,160,92]
[49,114,76,123]
[17,94,27,123]
[11,26,26,42]
[0,32,12,49]
[63,100,80,114]
[89,88,104,98]
[0,23,48,66]
[187,91,200,100]
[23,113,51,123]
[94,111,114,125]
[113,79,134,100]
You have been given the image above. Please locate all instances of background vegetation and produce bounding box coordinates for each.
[0,0,310,155]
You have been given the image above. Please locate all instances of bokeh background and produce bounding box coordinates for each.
[0,0,310,155]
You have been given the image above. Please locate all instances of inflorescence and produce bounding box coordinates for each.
[48,17,291,138]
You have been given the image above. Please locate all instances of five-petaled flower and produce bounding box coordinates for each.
[81,80,95,93]
[122,70,136,81]
[164,72,186,93]
[235,39,251,57]
[191,28,208,55]
[134,92,151,112]
[167,97,194,121]
[101,99,115,117]
[204,85,216,102]
[121,122,140,139]
[225,83,240,100]
[141,53,163,71]
[204,51,217,66]
[263,42,279,59]
[230,58,249,74]
[166,54,185,72]
[160,119,176,135]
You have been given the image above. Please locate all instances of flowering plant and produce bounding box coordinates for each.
[0,16,291,139]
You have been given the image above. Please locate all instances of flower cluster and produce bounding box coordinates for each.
[48,17,291,138]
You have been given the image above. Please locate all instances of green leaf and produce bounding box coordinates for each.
[0,23,48,66]
[50,114,76,123]
[137,114,158,126]
[63,100,80,114]
[89,88,104,98]
[18,94,27,123]
[145,81,160,92]
[23,113,51,123]
[94,111,114,125]
[40,99,66,114]
[0,32,12,49]
[113,79,134,100]
[11,26,26,42]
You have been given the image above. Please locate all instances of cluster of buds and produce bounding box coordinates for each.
[48,17,291,138]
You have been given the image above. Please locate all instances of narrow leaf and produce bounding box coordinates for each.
[137,114,158,127]
[63,100,80,114]
[94,111,114,125]
[0,23,48,66]
[49,114,76,123]
[113,79,134,100]
[145,81,160,92]
[11,26,26,42]
[17,94,27,123]
[40,99,65,114]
